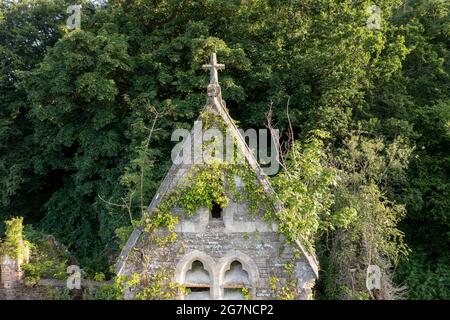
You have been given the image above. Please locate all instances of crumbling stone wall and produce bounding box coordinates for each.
[1,255,24,289]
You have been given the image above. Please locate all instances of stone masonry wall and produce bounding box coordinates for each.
[120,200,316,300]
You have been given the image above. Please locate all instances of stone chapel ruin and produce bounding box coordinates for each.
[115,53,319,300]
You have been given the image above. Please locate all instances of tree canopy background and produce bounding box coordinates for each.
[0,0,448,299]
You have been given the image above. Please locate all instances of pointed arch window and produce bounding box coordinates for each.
[222,260,250,299]
[184,260,212,300]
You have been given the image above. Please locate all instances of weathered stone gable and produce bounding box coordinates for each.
[116,53,318,300]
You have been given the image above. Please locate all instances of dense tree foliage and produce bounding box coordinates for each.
[0,0,73,222]
[0,0,448,298]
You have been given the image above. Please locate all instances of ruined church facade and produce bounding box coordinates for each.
[116,54,318,300]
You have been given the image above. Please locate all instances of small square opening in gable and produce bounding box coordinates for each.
[211,202,222,219]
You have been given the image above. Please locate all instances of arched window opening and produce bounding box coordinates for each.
[223,260,250,300]
[184,260,211,300]
[211,201,222,219]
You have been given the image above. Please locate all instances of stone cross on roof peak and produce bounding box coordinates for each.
[202,53,225,85]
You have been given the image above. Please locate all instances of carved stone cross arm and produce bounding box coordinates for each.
[202,53,225,85]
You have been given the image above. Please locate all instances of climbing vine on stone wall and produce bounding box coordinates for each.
[269,250,305,300]
[139,160,276,240]
[138,108,277,243]
[0,217,30,262]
